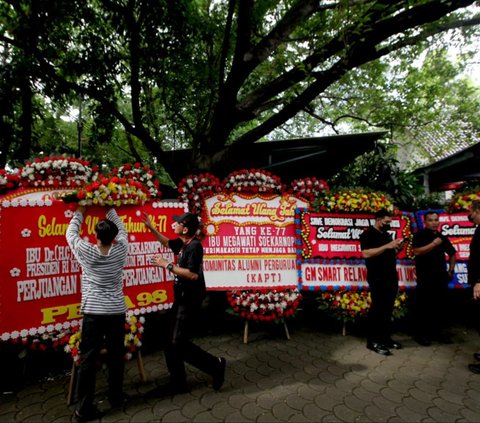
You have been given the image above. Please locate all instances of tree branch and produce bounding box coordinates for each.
[232,0,477,146]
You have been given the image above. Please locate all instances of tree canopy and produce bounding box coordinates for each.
[0,0,479,182]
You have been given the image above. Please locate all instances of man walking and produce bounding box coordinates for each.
[360,209,404,356]
[412,211,456,346]
[143,211,226,394]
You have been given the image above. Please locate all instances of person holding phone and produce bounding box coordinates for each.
[360,209,405,356]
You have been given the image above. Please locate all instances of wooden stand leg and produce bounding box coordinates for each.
[283,321,291,340]
[342,319,347,336]
[67,362,77,406]
[243,320,249,344]
[136,350,146,382]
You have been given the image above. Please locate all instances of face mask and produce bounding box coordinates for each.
[382,223,391,232]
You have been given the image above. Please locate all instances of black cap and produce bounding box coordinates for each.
[173,212,199,233]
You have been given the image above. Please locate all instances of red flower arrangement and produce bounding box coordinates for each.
[227,288,302,322]
[0,169,21,193]
[19,156,92,188]
[288,177,330,203]
[223,169,284,195]
[3,327,72,352]
[177,172,222,214]
[110,162,162,199]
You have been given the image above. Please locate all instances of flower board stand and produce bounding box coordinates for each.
[66,350,146,405]
[243,319,291,344]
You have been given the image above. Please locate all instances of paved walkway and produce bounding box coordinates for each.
[2,321,480,422]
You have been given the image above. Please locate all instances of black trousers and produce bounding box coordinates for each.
[164,303,219,387]
[412,277,450,339]
[367,278,398,344]
[76,313,125,414]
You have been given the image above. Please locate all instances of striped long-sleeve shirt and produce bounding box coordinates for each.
[66,209,128,315]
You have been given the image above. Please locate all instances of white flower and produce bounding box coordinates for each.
[10,268,20,277]
[21,228,32,237]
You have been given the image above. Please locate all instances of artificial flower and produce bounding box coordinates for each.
[314,189,394,213]
[317,290,407,323]
[447,187,480,213]
[20,156,92,188]
[227,288,302,322]
[178,172,222,214]
[65,315,145,363]
[62,177,150,206]
[223,169,284,195]
[288,177,330,203]
[0,168,21,192]
[110,163,162,199]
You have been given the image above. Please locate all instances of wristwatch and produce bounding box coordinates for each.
[166,263,174,272]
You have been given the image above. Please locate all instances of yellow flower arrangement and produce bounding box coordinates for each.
[60,177,150,206]
[318,290,407,323]
[64,315,145,363]
[447,187,480,213]
[314,189,394,213]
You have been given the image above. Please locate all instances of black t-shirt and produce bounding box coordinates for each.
[469,226,480,286]
[359,226,397,281]
[412,228,455,283]
[169,237,206,305]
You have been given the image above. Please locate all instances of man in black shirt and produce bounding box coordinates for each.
[143,212,226,393]
[412,211,456,346]
[360,209,405,355]
[467,201,480,374]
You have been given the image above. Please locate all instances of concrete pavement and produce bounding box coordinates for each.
[2,318,480,422]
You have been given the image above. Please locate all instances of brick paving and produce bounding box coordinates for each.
[2,319,480,422]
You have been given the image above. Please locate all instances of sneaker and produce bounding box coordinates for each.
[366,342,391,356]
[468,363,480,374]
[384,339,402,349]
[212,357,226,391]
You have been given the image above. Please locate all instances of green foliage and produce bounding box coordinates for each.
[0,0,478,180]
[331,143,429,212]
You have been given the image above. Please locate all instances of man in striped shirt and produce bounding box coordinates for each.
[66,206,128,422]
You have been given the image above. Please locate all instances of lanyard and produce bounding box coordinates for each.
[176,236,195,264]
